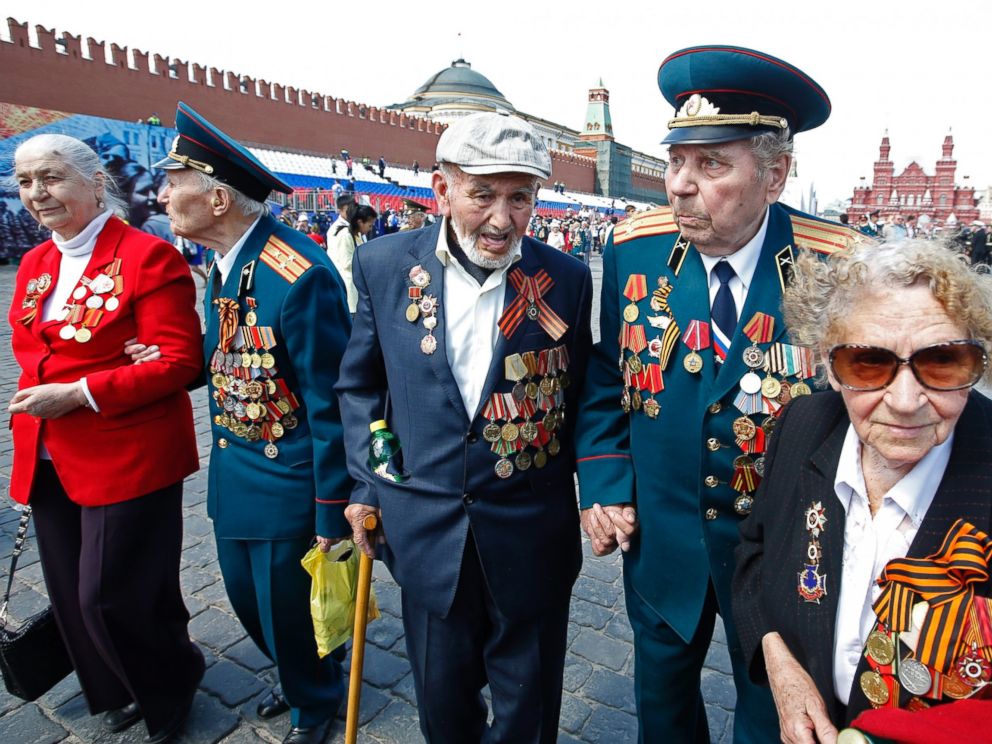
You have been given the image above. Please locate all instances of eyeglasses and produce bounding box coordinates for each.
[828,340,988,392]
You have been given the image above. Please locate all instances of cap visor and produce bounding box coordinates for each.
[152,155,184,170]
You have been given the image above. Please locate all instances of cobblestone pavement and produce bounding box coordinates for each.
[0,255,738,744]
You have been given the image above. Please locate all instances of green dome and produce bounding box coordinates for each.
[400,59,514,112]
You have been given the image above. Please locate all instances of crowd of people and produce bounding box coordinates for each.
[6,43,992,744]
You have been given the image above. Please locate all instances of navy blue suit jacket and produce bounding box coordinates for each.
[336,222,593,620]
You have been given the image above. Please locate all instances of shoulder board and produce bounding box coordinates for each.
[789,214,863,255]
[259,236,313,283]
[614,207,678,245]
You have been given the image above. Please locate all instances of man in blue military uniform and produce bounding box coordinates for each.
[155,102,353,744]
[575,47,864,743]
[337,112,592,743]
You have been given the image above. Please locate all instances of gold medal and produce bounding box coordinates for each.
[277,399,292,414]
[627,355,643,375]
[859,670,890,706]
[519,421,538,443]
[271,422,285,438]
[245,381,264,398]
[405,303,420,323]
[760,376,782,399]
[539,377,556,396]
[631,390,642,411]
[543,410,558,433]
[260,353,276,369]
[732,416,757,441]
[245,311,258,327]
[74,327,92,343]
[525,381,539,400]
[233,422,249,438]
[683,351,703,374]
[942,671,973,699]
[501,422,520,442]
[211,373,228,389]
[791,381,812,396]
[548,437,561,456]
[264,443,279,459]
[241,352,252,368]
[866,631,895,666]
[622,303,639,323]
[246,402,263,420]
[533,450,548,469]
[250,353,263,369]
[495,458,514,479]
[266,379,278,395]
[246,426,261,442]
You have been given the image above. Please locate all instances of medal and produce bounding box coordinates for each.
[739,371,762,395]
[211,373,228,389]
[649,276,672,314]
[943,670,974,699]
[642,398,660,418]
[548,437,561,456]
[283,414,298,430]
[59,325,77,340]
[515,451,532,471]
[683,352,703,374]
[866,631,896,665]
[405,303,420,323]
[251,353,263,369]
[495,458,514,479]
[681,320,710,374]
[760,376,781,399]
[264,443,279,459]
[72,286,87,301]
[859,670,889,706]
[85,294,104,310]
[791,381,812,396]
[898,658,932,696]
[74,327,92,343]
[519,421,538,443]
[501,422,520,442]
[260,353,276,369]
[483,422,502,442]
[733,493,754,516]
[798,564,827,603]
[533,449,548,468]
[622,274,647,322]
[271,422,285,438]
[732,416,757,441]
[420,335,437,355]
[410,265,431,288]
[626,354,643,375]
[742,345,765,369]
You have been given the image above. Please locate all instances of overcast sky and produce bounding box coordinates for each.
[3,0,989,207]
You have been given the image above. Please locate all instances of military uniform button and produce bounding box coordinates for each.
[217,438,229,449]
[705,508,718,520]
[463,493,475,505]
[704,475,719,488]
[708,402,722,414]
[467,431,479,443]
[706,438,721,452]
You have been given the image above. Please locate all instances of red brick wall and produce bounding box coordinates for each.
[549,151,596,192]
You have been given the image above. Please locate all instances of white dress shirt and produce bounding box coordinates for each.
[831,425,952,703]
[214,216,262,285]
[435,218,521,417]
[698,206,769,320]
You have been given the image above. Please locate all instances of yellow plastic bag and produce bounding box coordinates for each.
[300,541,380,657]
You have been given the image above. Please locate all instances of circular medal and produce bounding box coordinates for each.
[942,671,974,699]
[271,422,285,438]
[548,437,561,456]
[733,493,754,516]
[627,355,643,375]
[543,410,558,433]
[742,345,765,369]
[760,376,782,399]
[72,286,87,301]
[85,294,104,310]
[246,403,263,420]
[683,351,703,374]
[26,279,38,294]
[283,414,299,430]
[519,421,538,443]
[537,377,553,396]
[866,631,896,666]
[777,382,793,405]
[245,311,258,327]
[501,422,520,442]
[806,540,821,563]
[533,450,548,468]
[791,382,812,397]
[411,268,431,287]
[898,658,933,696]
[525,381,539,400]
[732,416,757,441]
[104,296,120,312]
[494,458,514,479]
[551,377,561,394]
[559,372,571,390]
[223,397,236,412]
[211,373,228,389]
[37,274,51,292]
[261,353,276,369]
[74,327,92,343]
[622,303,639,323]
[234,402,247,418]
[266,379,278,395]
[753,456,766,477]
[423,315,438,330]
[526,304,540,321]
[241,352,252,368]
[739,371,762,395]
[275,400,291,415]
[264,443,279,459]
[732,455,754,469]
[59,324,77,340]
[761,416,777,437]
[859,670,890,706]
[512,382,527,402]
[515,452,532,471]
[483,422,502,443]
[405,303,420,323]
[246,426,261,442]
[643,397,661,419]
[233,422,248,437]
[92,274,114,294]
[245,381,264,398]
[420,334,437,355]
[251,353,263,369]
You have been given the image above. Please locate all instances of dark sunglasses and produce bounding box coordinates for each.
[828,340,988,392]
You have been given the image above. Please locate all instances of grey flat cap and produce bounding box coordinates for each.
[436,112,552,179]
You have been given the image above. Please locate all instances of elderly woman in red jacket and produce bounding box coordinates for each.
[7,134,204,744]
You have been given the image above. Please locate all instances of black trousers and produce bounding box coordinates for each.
[30,461,204,735]
[401,532,570,744]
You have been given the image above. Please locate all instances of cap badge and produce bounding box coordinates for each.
[678,94,720,119]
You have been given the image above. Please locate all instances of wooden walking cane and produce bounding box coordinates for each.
[345,514,377,744]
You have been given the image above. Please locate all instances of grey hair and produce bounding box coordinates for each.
[749,128,793,180]
[783,239,992,386]
[188,170,268,219]
[9,133,127,216]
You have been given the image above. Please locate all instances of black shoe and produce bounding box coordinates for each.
[257,685,290,719]
[144,653,202,744]
[103,702,142,733]
[282,719,332,744]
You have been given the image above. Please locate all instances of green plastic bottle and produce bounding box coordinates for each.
[368,420,406,482]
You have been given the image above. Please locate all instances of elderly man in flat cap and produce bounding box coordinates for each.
[337,112,593,743]
[575,46,863,743]
[155,102,353,744]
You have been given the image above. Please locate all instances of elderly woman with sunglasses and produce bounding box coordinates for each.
[732,239,992,744]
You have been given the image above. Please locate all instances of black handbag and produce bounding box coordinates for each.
[0,507,73,701]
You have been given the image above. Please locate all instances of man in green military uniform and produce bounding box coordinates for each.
[155,102,353,744]
[575,46,863,743]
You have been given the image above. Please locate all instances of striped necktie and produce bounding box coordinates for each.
[711,260,737,363]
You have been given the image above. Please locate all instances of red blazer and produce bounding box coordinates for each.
[8,217,203,507]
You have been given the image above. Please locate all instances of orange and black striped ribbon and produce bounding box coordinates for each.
[216,298,240,352]
[873,519,992,673]
[498,269,567,341]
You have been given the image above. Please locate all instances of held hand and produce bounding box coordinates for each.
[316,535,347,553]
[123,337,161,364]
[602,504,639,552]
[344,503,383,560]
[581,504,620,556]
[8,383,87,419]
[763,632,838,744]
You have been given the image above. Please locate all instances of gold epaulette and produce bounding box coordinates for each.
[789,214,863,255]
[614,207,678,245]
[259,236,313,283]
